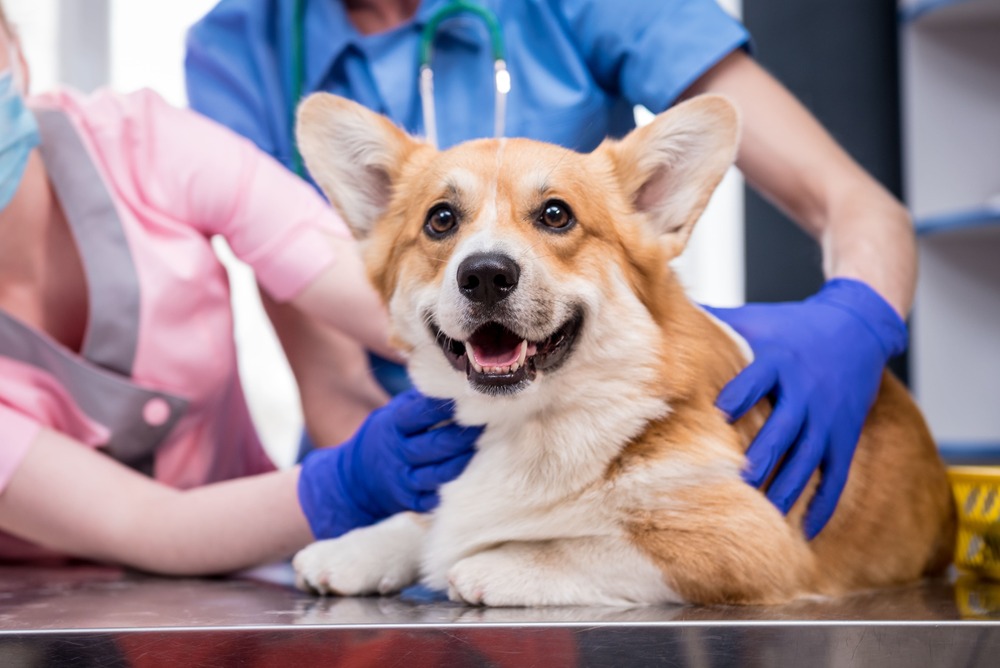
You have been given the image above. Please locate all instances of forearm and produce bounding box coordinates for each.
[816,182,914,318]
[298,334,389,446]
[738,105,915,316]
[264,293,389,446]
[135,468,313,575]
[0,429,313,576]
[301,362,389,447]
[293,234,403,362]
[685,50,915,316]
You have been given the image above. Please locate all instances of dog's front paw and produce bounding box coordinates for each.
[293,514,423,596]
[447,551,540,607]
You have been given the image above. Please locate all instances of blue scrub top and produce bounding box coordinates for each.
[185,0,749,169]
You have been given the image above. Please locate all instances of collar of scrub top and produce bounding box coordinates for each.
[289,0,508,173]
[0,108,190,476]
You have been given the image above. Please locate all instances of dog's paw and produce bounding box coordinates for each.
[446,551,539,607]
[293,515,423,596]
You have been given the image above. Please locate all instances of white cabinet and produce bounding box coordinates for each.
[900,0,1000,461]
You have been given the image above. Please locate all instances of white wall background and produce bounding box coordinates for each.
[5,0,746,468]
[5,0,59,92]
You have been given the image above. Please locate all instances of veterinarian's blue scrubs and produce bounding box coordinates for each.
[186,0,749,155]
[184,0,749,450]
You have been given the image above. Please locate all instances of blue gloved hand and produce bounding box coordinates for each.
[298,389,483,539]
[704,278,907,539]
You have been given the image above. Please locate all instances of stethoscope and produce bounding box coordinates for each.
[289,0,509,176]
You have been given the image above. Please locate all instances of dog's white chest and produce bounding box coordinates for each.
[418,402,662,588]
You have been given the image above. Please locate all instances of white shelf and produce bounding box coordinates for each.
[938,442,1000,465]
[902,0,1000,455]
[912,234,1000,445]
[901,20,1000,222]
[901,0,1000,26]
[916,207,1000,236]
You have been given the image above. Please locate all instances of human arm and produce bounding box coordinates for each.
[124,90,399,361]
[186,11,398,438]
[262,293,389,447]
[0,392,479,574]
[0,427,311,575]
[685,51,914,536]
[683,49,915,315]
[559,1,913,307]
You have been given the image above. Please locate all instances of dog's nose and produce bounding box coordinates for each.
[457,252,520,306]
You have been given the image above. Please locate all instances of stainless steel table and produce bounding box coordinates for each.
[1,563,999,666]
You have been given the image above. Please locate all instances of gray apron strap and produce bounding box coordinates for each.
[0,312,187,474]
[35,108,140,377]
[0,108,190,475]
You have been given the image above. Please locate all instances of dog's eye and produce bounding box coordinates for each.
[425,204,458,238]
[538,200,575,231]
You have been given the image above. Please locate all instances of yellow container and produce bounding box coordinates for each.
[949,466,1000,580]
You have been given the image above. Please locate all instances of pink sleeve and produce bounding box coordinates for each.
[0,404,41,493]
[127,90,350,301]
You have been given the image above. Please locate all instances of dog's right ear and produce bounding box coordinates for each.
[296,93,423,239]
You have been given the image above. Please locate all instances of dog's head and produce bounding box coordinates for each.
[298,94,739,414]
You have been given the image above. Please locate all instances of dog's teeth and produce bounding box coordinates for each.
[517,340,529,366]
[510,362,520,373]
[466,348,483,373]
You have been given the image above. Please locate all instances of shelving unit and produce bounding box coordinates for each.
[900,0,1000,462]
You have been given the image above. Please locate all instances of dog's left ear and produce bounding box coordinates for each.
[604,94,740,257]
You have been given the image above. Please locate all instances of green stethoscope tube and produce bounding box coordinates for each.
[289,0,508,175]
[290,0,308,177]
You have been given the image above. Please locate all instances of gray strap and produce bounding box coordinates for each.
[0,108,190,474]
[35,109,141,377]
[0,310,187,473]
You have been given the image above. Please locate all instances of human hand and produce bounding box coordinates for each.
[297,389,483,539]
[704,279,907,539]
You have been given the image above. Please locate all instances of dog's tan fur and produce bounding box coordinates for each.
[294,93,955,606]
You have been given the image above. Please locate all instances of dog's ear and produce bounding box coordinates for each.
[604,94,740,256]
[297,93,423,239]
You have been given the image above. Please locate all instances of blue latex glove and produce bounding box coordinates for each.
[298,389,483,539]
[705,278,908,539]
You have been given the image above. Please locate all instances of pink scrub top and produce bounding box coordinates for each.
[0,88,348,559]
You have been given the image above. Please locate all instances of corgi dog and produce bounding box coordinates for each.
[292,93,956,606]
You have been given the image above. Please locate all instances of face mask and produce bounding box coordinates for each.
[0,47,40,213]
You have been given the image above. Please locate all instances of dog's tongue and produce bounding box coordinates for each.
[469,323,523,367]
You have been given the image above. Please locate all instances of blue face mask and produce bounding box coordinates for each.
[0,64,40,212]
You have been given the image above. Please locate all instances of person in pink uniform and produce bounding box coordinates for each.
[0,4,479,573]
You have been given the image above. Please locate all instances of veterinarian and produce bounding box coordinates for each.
[0,4,480,572]
[186,0,913,539]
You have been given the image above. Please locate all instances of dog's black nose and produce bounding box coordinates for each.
[457,252,520,306]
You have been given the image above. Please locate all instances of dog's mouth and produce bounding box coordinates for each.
[430,310,584,395]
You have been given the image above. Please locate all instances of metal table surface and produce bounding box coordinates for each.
[1,563,999,667]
